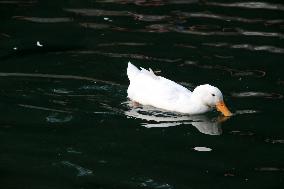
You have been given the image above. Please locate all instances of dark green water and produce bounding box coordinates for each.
[1,0,284,188]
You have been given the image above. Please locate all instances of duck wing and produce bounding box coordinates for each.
[127,62,192,110]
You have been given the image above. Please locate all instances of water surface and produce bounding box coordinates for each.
[1,0,284,188]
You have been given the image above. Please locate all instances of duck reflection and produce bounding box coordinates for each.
[124,101,229,135]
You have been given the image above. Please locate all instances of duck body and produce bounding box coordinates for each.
[127,62,233,116]
[127,62,216,115]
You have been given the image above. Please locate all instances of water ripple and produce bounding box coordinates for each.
[53,88,72,94]
[75,13,284,41]
[229,130,255,136]
[133,14,170,22]
[132,177,173,189]
[142,24,172,33]
[18,104,71,113]
[203,42,284,54]
[206,2,284,11]
[97,0,198,6]
[174,27,284,39]
[13,16,72,23]
[0,33,10,38]
[234,110,260,115]
[231,92,283,99]
[231,44,284,53]
[46,113,73,123]
[255,167,284,171]
[68,50,181,63]
[174,11,284,24]
[265,138,284,144]
[0,72,119,85]
[236,28,284,39]
[174,44,197,49]
[193,147,212,152]
[0,1,37,5]
[98,42,152,47]
[66,8,172,24]
[66,147,82,154]
[183,61,266,78]
[131,23,284,39]
[80,22,110,29]
[124,101,224,135]
[65,8,130,17]
[61,161,93,177]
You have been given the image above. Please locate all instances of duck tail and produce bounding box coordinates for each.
[127,61,140,81]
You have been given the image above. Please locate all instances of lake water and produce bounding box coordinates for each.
[1,0,284,188]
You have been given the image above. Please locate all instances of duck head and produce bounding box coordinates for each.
[193,84,232,117]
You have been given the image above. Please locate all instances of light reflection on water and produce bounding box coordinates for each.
[124,101,224,135]
[124,100,261,135]
[133,177,174,189]
[61,161,93,177]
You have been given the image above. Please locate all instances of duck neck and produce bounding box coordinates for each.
[186,93,210,115]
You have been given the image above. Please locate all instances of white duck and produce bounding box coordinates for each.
[127,62,232,116]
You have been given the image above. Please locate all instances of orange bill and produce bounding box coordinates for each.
[216,101,232,117]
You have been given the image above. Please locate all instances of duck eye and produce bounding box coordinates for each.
[211,94,215,97]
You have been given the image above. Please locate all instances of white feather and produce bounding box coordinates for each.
[127,62,227,115]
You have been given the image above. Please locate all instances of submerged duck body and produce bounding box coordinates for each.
[127,62,232,116]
